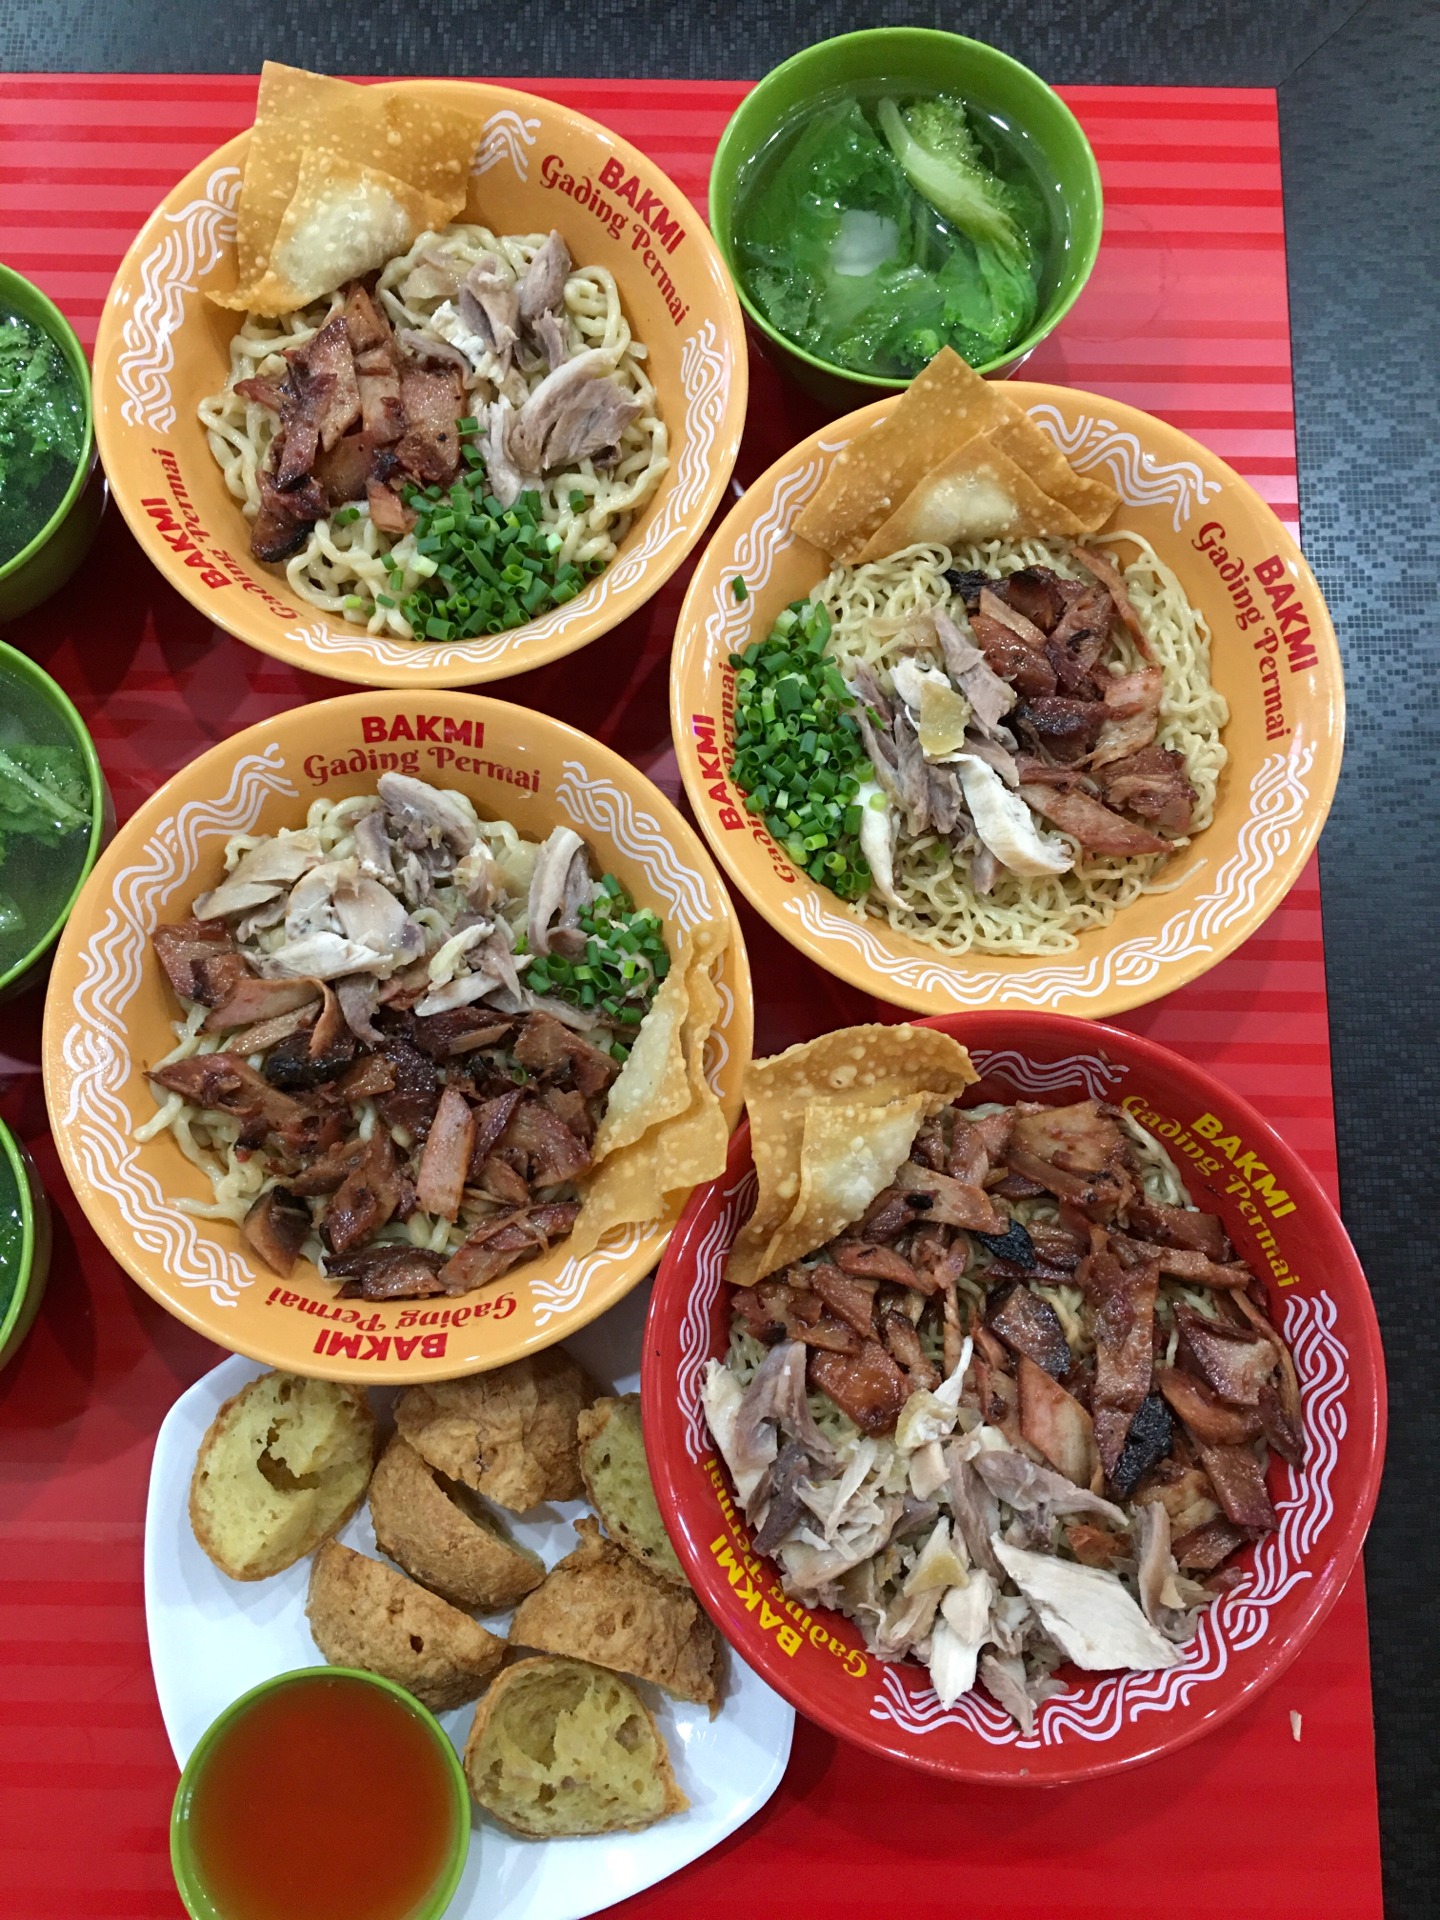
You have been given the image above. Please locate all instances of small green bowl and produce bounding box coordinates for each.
[0,637,112,1000]
[0,1118,51,1372]
[0,263,104,622]
[711,28,1104,408]
[171,1666,471,1920]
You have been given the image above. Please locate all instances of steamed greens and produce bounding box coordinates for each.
[735,94,1046,379]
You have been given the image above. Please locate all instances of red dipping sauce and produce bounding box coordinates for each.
[174,1672,465,1920]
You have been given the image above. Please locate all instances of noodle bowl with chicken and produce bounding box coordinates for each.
[199,226,668,645]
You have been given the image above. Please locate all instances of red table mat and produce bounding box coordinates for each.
[0,77,1380,1919]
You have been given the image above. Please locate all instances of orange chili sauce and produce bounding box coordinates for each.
[183,1674,460,1920]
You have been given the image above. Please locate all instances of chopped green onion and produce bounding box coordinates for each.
[731,575,748,602]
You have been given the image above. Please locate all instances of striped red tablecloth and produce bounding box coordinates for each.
[0,77,1381,1919]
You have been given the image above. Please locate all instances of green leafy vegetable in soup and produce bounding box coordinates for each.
[733,91,1048,379]
[0,307,86,567]
[0,703,92,977]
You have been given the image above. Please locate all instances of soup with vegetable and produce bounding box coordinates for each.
[0,1150,21,1324]
[0,305,87,568]
[732,85,1054,379]
[0,675,93,979]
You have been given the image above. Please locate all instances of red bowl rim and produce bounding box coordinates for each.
[643,1010,1387,1784]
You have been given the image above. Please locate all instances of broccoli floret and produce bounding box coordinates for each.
[877,96,1024,257]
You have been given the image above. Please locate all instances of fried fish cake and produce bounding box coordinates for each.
[306,1540,505,1711]
[510,1518,723,1709]
[190,1371,375,1582]
[369,1433,545,1613]
[463,1656,687,1838]
[577,1395,685,1585]
[393,1349,595,1512]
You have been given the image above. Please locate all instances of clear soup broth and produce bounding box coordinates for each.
[732,79,1062,379]
[0,1151,21,1322]
[0,673,93,979]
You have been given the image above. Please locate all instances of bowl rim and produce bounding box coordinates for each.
[91,78,749,691]
[642,1008,1387,1783]
[708,26,1104,389]
[0,1118,38,1350]
[169,1663,470,1920]
[0,263,96,584]
[0,636,109,995]
[669,379,1345,1019]
[41,688,754,1381]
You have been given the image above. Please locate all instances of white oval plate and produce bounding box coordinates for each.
[143,1282,794,1920]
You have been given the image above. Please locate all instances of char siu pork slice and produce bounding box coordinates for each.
[1098,743,1198,835]
[394,362,465,487]
[437,1202,580,1294]
[1018,782,1170,856]
[241,1188,313,1277]
[329,1243,448,1301]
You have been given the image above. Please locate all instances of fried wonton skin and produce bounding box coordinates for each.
[510,1518,724,1709]
[393,1349,596,1511]
[305,1540,505,1711]
[368,1433,546,1611]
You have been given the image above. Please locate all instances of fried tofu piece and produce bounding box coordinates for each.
[510,1518,723,1709]
[393,1349,596,1511]
[463,1656,688,1838]
[306,1540,505,1711]
[577,1395,685,1585]
[369,1433,545,1612]
[190,1371,375,1581]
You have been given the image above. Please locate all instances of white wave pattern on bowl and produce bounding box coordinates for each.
[1026,404,1223,532]
[62,747,715,1315]
[677,1168,757,1464]
[869,1289,1347,1747]
[780,737,1315,1008]
[472,109,541,181]
[554,759,715,931]
[59,748,297,1312]
[701,457,829,665]
[115,165,242,435]
[279,319,731,671]
[530,1220,653,1328]
[966,1048,1125,1102]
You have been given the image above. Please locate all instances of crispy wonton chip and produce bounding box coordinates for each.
[726,1024,978,1286]
[757,1091,935,1277]
[234,151,458,318]
[794,349,1013,562]
[793,345,1117,563]
[211,62,473,315]
[987,411,1118,533]
[569,922,731,1256]
[856,434,1085,562]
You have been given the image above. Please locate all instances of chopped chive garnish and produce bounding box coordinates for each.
[731,575,748,602]
[727,597,870,901]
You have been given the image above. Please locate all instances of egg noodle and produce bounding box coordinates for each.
[135,792,546,1269]
[199,224,669,641]
[816,531,1228,956]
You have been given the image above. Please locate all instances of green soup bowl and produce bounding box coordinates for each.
[0,264,104,623]
[0,637,111,1000]
[711,29,1104,409]
[0,1119,51,1373]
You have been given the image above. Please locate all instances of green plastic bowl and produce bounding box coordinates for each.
[0,1119,50,1373]
[711,29,1104,407]
[0,637,111,1000]
[171,1667,471,1920]
[0,263,104,622]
